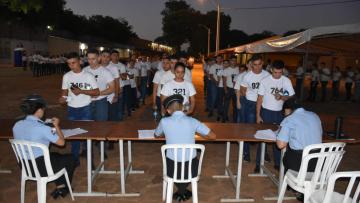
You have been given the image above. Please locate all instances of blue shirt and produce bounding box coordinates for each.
[13,115,59,158]
[277,108,322,150]
[155,111,210,161]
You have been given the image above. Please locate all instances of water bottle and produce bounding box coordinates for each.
[153,109,158,121]
[335,116,343,139]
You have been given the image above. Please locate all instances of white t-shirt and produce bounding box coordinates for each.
[345,71,354,83]
[110,61,127,87]
[157,62,163,71]
[234,72,247,90]
[160,80,196,105]
[258,75,295,111]
[126,66,139,88]
[61,70,98,108]
[223,67,240,88]
[217,68,224,87]
[157,70,175,97]
[184,68,192,82]
[311,69,320,81]
[104,63,120,102]
[296,66,304,78]
[209,64,223,82]
[136,61,150,77]
[83,66,114,101]
[332,71,342,81]
[320,68,331,81]
[241,70,270,102]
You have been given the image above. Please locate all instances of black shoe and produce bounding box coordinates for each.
[184,189,192,199]
[243,154,250,162]
[216,116,221,121]
[208,112,213,117]
[254,166,260,173]
[51,187,69,199]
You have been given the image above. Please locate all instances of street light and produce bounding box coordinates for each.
[198,24,211,57]
[201,0,221,55]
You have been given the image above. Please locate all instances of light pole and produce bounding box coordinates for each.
[215,1,220,55]
[199,24,211,57]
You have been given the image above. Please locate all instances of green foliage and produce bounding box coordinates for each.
[0,0,43,13]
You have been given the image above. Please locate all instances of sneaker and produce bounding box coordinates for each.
[243,154,250,162]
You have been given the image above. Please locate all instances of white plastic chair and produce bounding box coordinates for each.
[309,171,360,203]
[161,144,205,203]
[9,139,74,203]
[277,142,346,203]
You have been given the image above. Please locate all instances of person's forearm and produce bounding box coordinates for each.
[81,89,100,96]
[54,125,65,146]
[256,97,262,118]
[114,79,120,97]
[153,84,158,106]
[100,86,115,96]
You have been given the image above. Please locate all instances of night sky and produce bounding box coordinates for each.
[66,0,360,41]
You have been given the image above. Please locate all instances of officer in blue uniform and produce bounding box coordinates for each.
[155,94,216,202]
[13,94,75,199]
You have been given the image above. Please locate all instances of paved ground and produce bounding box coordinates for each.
[0,65,359,203]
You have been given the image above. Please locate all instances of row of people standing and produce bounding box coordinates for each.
[204,54,295,172]
[296,63,360,102]
[25,54,69,77]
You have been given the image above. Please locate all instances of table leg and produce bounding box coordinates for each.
[248,142,269,177]
[262,148,296,201]
[213,141,231,178]
[127,141,144,175]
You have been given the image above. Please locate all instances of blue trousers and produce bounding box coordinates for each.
[236,96,246,123]
[224,88,237,122]
[243,98,257,156]
[255,108,283,167]
[140,76,148,102]
[67,105,92,164]
[217,87,225,116]
[209,81,218,112]
[91,97,109,121]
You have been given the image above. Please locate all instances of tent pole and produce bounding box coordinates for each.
[300,42,310,101]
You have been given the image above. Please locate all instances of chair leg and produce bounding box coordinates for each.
[191,181,198,203]
[20,177,26,203]
[64,171,75,201]
[166,181,174,203]
[162,180,167,201]
[277,176,288,203]
[37,180,47,203]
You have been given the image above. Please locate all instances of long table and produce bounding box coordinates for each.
[1,119,359,202]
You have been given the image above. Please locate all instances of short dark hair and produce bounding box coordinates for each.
[87,48,99,56]
[250,54,262,62]
[230,55,237,60]
[272,60,285,69]
[101,49,111,54]
[283,97,301,111]
[174,62,186,71]
[20,94,46,115]
[66,52,79,60]
[111,50,119,54]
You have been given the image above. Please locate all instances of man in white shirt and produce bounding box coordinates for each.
[234,64,247,123]
[331,66,342,101]
[308,64,320,102]
[161,62,196,115]
[101,50,120,123]
[83,49,115,121]
[255,60,295,172]
[136,56,150,104]
[110,50,127,120]
[179,55,192,83]
[295,61,304,97]
[223,56,239,122]
[319,62,331,102]
[152,57,173,113]
[205,58,215,112]
[127,60,140,111]
[208,55,223,117]
[345,66,355,101]
[59,52,100,166]
[240,54,270,161]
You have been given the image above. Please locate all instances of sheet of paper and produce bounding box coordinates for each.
[62,128,88,138]
[138,129,155,139]
[254,129,277,141]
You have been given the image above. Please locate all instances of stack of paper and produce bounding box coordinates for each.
[62,128,88,138]
[138,130,155,139]
[254,129,277,141]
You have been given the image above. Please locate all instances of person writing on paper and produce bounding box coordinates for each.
[154,94,216,202]
[13,94,75,199]
[276,97,322,173]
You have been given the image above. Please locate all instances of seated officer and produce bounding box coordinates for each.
[155,94,216,202]
[13,94,75,199]
[276,97,322,173]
